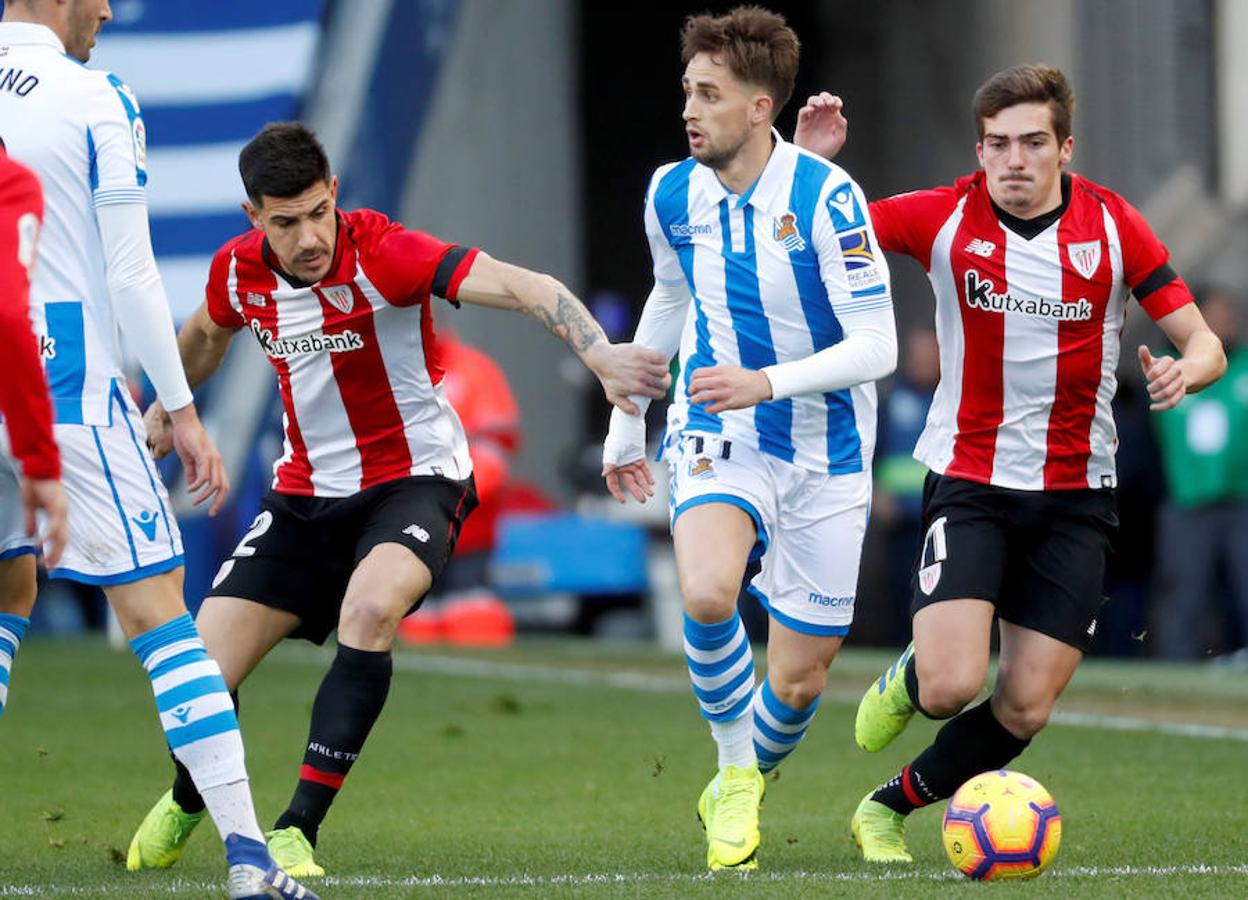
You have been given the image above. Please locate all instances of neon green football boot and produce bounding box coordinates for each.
[266,826,325,878]
[850,791,913,863]
[126,790,206,870]
[855,643,916,752]
[697,764,765,871]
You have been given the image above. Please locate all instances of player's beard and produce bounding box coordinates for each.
[692,128,749,172]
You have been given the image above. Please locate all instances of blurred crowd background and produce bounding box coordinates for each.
[32,0,1248,663]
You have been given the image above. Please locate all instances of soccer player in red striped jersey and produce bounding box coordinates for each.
[793,65,1226,862]
[0,147,68,720]
[127,122,670,877]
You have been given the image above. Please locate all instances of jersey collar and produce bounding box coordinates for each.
[0,22,66,53]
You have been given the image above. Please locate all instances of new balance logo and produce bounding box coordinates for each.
[964,238,996,257]
[244,292,267,307]
[403,524,430,543]
[132,510,158,541]
[171,705,192,724]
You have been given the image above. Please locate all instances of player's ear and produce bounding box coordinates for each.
[328,175,339,201]
[753,93,773,127]
[242,199,262,230]
[1058,136,1074,167]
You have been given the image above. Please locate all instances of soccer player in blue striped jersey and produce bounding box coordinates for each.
[602,7,896,871]
[0,2,314,897]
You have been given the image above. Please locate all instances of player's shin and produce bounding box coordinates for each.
[684,612,757,767]
[0,612,30,719]
[129,614,267,858]
[871,699,1030,815]
[751,676,819,773]
[273,644,393,845]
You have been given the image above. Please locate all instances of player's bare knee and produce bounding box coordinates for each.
[680,581,739,624]
[993,697,1052,739]
[918,672,980,718]
[769,667,825,710]
[339,594,408,645]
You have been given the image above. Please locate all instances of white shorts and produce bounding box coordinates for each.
[0,433,39,562]
[666,431,870,636]
[49,384,183,584]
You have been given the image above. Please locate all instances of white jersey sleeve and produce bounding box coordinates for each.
[644,166,686,288]
[87,73,148,207]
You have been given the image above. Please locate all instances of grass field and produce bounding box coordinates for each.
[1,637,1246,898]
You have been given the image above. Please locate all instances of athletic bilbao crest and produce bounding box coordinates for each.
[773,212,806,252]
[323,285,354,314]
[1067,241,1101,280]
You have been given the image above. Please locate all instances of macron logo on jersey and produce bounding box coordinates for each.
[249,318,365,359]
[669,222,713,238]
[963,269,1093,322]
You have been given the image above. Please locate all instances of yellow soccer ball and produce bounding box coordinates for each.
[942,769,1062,881]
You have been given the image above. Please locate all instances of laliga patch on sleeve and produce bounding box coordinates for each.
[837,227,877,270]
[826,182,866,232]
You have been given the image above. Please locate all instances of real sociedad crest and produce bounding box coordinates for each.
[324,285,354,315]
[1068,240,1101,280]
[773,212,806,252]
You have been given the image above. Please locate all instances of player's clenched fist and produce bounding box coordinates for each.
[1138,344,1188,411]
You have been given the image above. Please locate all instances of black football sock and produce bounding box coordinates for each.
[171,691,239,814]
[872,699,1030,815]
[272,644,392,846]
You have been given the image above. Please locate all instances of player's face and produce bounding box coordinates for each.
[976,102,1073,219]
[64,0,112,63]
[246,178,339,283]
[681,52,759,170]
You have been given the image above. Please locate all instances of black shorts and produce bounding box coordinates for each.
[208,475,477,644]
[910,473,1117,651]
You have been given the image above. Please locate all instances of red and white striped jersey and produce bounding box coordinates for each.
[206,208,479,497]
[870,171,1191,491]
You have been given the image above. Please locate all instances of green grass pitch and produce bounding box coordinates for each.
[0,637,1245,898]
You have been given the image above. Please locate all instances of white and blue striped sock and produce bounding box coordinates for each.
[752,676,820,774]
[684,612,757,769]
[130,614,265,859]
[0,613,30,720]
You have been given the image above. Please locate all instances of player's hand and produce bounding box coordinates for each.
[21,478,68,569]
[689,365,773,414]
[603,458,654,504]
[1139,345,1189,411]
[143,401,175,459]
[794,92,848,161]
[168,404,230,516]
[585,342,671,415]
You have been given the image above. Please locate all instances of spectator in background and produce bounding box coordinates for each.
[1152,287,1248,661]
[874,328,939,644]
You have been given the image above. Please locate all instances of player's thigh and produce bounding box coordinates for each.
[1002,489,1116,653]
[751,465,868,640]
[0,440,40,574]
[0,553,37,615]
[196,595,300,689]
[210,496,351,646]
[667,434,769,618]
[103,568,189,638]
[51,393,182,582]
[993,620,1082,737]
[338,476,475,647]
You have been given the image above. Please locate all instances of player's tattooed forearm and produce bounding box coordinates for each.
[534,292,603,353]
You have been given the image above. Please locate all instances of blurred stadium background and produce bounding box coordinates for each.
[32,0,1248,664]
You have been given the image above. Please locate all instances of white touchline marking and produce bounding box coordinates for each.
[3,864,1247,894]
[281,647,1248,743]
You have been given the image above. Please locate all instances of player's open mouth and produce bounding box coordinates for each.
[688,130,705,147]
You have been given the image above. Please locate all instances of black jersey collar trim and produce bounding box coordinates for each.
[990,172,1071,240]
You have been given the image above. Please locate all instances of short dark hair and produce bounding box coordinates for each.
[238,122,330,205]
[680,6,799,118]
[973,64,1075,143]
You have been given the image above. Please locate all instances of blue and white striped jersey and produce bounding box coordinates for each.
[646,135,892,474]
[0,23,149,426]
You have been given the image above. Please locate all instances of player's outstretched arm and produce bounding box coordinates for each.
[793,92,848,160]
[453,252,671,414]
[1139,304,1227,411]
[143,303,239,516]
